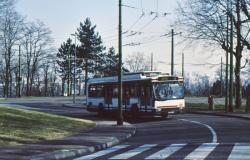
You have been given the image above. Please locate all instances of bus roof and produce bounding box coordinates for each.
[88,71,183,85]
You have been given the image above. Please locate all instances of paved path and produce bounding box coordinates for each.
[0,121,136,160]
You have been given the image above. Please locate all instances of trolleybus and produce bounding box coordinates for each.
[86,71,184,118]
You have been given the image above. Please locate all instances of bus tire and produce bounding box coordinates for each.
[131,105,139,119]
[98,103,105,116]
[161,111,168,118]
[179,108,185,114]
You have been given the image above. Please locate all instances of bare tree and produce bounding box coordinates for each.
[20,21,54,96]
[125,52,151,72]
[0,0,24,97]
[177,0,250,109]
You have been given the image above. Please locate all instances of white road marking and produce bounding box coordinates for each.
[74,145,129,160]
[145,143,186,159]
[109,144,157,159]
[227,143,250,160]
[184,143,218,160]
[74,143,250,160]
[180,119,218,143]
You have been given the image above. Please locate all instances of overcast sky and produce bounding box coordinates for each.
[15,0,225,78]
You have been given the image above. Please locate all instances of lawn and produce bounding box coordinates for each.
[0,106,95,146]
[186,102,246,112]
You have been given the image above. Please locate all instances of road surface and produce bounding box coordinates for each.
[75,114,250,160]
[11,102,250,160]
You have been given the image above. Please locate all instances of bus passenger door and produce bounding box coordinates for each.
[123,85,130,110]
[140,85,151,111]
[104,85,112,108]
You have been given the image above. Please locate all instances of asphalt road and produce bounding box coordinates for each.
[75,114,250,160]
[12,103,250,160]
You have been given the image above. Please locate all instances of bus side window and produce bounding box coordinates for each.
[130,84,137,97]
[104,85,112,104]
[89,85,103,97]
[96,85,104,97]
[113,85,118,97]
[89,85,95,97]
[123,85,130,105]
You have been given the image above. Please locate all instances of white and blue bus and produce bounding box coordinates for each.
[86,71,184,118]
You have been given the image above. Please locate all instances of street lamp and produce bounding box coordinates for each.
[71,34,77,104]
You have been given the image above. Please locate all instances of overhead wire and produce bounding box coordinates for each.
[104,0,172,47]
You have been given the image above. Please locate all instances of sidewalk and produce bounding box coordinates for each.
[0,121,136,160]
[0,103,136,160]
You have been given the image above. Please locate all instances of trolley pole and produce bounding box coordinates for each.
[151,52,153,71]
[229,0,234,112]
[71,34,77,104]
[220,57,223,97]
[225,0,229,113]
[18,45,21,97]
[171,29,174,75]
[182,53,184,77]
[117,0,123,125]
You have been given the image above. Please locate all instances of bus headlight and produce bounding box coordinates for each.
[156,108,161,112]
[179,104,183,108]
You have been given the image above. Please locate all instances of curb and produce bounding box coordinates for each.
[187,110,250,121]
[31,125,136,160]
[61,104,86,109]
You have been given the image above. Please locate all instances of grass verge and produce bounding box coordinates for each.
[186,103,246,112]
[0,106,95,147]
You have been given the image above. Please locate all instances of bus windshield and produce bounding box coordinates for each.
[153,82,184,101]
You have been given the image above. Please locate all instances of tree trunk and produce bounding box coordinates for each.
[15,70,19,97]
[44,69,48,96]
[4,69,9,97]
[9,72,12,97]
[235,0,242,109]
[26,71,30,96]
[67,77,70,96]
[78,74,81,96]
[4,49,11,97]
[235,56,242,109]
[30,74,34,96]
[84,59,88,95]
[62,78,65,96]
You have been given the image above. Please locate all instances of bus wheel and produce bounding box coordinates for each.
[131,105,139,119]
[178,108,185,114]
[98,103,105,116]
[161,111,168,118]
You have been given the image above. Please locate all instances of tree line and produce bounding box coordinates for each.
[0,0,56,97]
[0,0,120,97]
[2,0,250,104]
[177,0,250,110]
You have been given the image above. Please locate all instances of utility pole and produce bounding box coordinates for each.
[18,45,21,97]
[67,49,70,96]
[117,0,123,125]
[225,0,229,113]
[229,0,234,112]
[71,34,77,104]
[151,52,153,71]
[220,57,223,97]
[182,53,184,77]
[171,29,174,75]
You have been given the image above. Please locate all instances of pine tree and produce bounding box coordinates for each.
[76,18,105,95]
[102,47,119,76]
[56,38,75,96]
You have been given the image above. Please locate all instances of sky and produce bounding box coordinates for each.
[15,0,225,79]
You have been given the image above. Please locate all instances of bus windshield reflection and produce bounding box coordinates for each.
[153,83,184,101]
